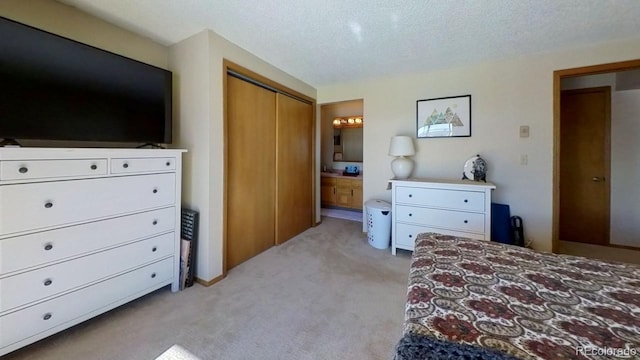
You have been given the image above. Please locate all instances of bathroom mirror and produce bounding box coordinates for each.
[334,127,363,162]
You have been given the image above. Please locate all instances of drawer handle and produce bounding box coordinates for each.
[464,220,468,224]
[123,163,129,169]
[151,272,157,279]
[44,279,53,286]
[408,194,412,198]
[166,161,171,166]
[409,213,412,217]
[409,235,412,238]
[90,164,98,170]
[153,188,158,194]
[44,202,54,209]
[152,246,158,252]
[464,199,468,203]
[19,166,29,174]
[153,220,158,225]
[43,313,52,321]
[44,243,53,251]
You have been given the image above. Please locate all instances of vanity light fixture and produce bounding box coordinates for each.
[332,116,364,128]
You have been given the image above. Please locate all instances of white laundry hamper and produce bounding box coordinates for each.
[365,199,392,249]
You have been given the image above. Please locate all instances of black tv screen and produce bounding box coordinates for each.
[0,16,172,144]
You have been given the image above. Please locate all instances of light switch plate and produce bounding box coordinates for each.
[519,125,530,138]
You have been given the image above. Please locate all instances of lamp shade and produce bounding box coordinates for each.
[388,136,415,156]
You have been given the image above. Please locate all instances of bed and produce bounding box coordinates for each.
[395,233,640,360]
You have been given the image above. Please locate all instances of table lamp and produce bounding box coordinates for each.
[388,136,415,179]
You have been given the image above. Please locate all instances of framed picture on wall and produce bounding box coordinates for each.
[416,95,471,138]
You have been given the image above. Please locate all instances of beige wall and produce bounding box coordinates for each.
[0,0,168,69]
[170,30,316,282]
[318,37,640,252]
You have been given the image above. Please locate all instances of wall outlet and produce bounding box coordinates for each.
[519,125,530,138]
[520,154,528,165]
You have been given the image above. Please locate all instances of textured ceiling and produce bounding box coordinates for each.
[58,0,640,87]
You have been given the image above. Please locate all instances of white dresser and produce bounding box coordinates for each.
[390,178,496,255]
[0,147,185,356]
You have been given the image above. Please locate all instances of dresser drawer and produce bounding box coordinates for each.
[0,173,175,236]
[395,223,425,248]
[0,233,174,313]
[395,223,485,249]
[0,257,173,349]
[396,205,485,234]
[0,207,175,275]
[111,157,176,174]
[395,186,485,212]
[0,159,107,181]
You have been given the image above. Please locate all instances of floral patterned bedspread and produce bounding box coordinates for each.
[403,233,640,360]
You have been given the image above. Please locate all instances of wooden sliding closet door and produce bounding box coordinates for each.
[276,93,313,244]
[226,75,276,270]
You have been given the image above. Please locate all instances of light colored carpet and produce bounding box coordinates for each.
[5,217,412,360]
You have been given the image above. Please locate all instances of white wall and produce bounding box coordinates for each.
[169,32,213,281]
[610,89,640,247]
[318,38,640,252]
[170,30,316,282]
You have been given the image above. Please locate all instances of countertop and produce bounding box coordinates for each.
[321,171,363,180]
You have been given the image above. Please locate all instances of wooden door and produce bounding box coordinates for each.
[275,93,313,244]
[559,87,610,245]
[226,75,276,269]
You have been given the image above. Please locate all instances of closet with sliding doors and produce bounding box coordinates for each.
[224,62,315,271]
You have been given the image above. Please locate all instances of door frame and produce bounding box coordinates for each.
[222,60,317,276]
[552,59,640,253]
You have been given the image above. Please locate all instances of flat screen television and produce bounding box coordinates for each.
[0,16,172,144]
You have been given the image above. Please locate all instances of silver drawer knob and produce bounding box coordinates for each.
[90,164,98,170]
[464,199,468,203]
[43,313,52,320]
[44,202,54,209]
[19,166,28,174]
[44,279,53,286]
[152,220,158,225]
[153,188,158,194]
[464,220,468,224]
[44,243,53,251]
[123,163,129,168]
[151,273,157,279]
[152,246,157,252]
